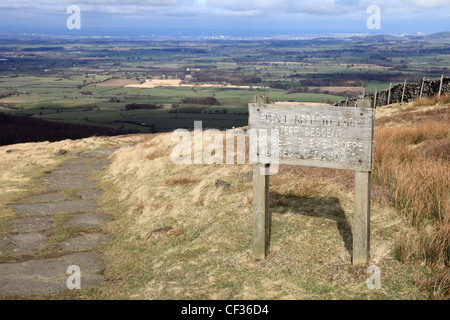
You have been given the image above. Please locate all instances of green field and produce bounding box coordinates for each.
[1,35,449,132]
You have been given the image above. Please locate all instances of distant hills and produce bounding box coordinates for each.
[428,32,450,39]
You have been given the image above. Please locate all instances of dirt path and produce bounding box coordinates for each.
[0,148,117,297]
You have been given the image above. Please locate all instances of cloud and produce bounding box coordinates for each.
[205,0,450,16]
[404,0,450,9]
[0,0,448,19]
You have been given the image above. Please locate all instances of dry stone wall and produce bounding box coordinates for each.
[336,77,450,108]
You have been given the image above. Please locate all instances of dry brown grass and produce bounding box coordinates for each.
[2,100,447,299]
[125,79,182,88]
[305,86,366,95]
[97,122,431,300]
[146,150,167,160]
[123,78,265,89]
[376,104,449,127]
[165,177,200,186]
[373,107,450,299]
[413,94,450,107]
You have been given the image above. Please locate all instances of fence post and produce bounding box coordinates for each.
[439,75,444,97]
[374,91,377,108]
[401,80,407,104]
[420,77,425,98]
[387,82,392,105]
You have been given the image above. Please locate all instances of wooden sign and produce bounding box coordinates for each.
[249,103,374,172]
[249,97,374,265]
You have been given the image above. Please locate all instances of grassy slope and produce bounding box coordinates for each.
[0,100,447,300]
[91,140,418,299]
[91,104,447,300]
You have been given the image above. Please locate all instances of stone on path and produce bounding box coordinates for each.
[59,159,110,169]
[41,174,90,181]
[0,147,118,297]
[66,213,113,228]
[18,193,64,203]
[47,180,99,191]
[8,200,98,216]
[0,233,47,256]
[50,167,102,175]
[59,159,93,167]
[6,216,55,233]
[0,252,105,296]
[59,233,112,252]
[80,148,118,156]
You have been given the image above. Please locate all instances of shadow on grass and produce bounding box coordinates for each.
[270,192,353,255]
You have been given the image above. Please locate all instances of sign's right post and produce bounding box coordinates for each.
[353,98,373,265]
[353,171,371,265]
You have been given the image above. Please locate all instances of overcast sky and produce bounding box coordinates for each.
[0,0,449,35]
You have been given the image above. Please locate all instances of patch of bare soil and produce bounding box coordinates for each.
[92,79,140,87]
[306,86,366,95]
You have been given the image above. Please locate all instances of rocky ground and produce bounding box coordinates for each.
[0,148,117,297]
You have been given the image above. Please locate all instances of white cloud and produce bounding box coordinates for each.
[0,0,448,19]
[404,0,450,9]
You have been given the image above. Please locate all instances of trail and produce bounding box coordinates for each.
[0,148,117,297]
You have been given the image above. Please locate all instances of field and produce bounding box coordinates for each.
[0,33,449,300]
[1,34,449,137]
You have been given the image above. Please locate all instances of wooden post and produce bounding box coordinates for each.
[387,83,392,105]
[253,164,271,260]
[255,94,269,104]
[252,94,272,261]
[401,80,407,104]
[345,97,349,107]
[420,77,425,98]
[439,75,444,97]
[374,91,377,108]
[353,171,371,265]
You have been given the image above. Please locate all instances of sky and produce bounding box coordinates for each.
[0,0,449,37]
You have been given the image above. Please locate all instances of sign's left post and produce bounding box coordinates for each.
[253,163,271,260]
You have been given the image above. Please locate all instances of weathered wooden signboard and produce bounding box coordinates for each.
[249,103,374,171]
[249,96,375,265]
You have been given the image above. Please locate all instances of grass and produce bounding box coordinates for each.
[83,132,427,300]
[373,102,450,299]
[0,144,67,234]
[0,100,447,300]
[88,100,446,300]
[413,93,450,107]
[0,136,135,264]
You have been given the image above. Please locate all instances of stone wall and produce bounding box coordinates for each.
[336,77,450,108]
